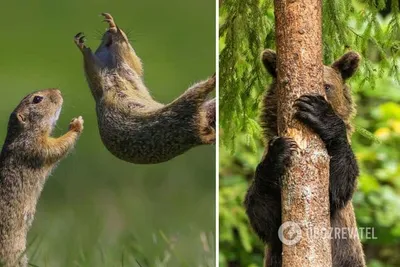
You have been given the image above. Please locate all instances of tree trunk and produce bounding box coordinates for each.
[273,0,332,266]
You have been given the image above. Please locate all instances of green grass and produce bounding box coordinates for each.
[26,230,215,266]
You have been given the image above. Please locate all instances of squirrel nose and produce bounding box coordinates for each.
[49,90,62,103]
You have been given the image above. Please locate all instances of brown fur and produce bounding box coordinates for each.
[74,13,215,164]
[0,89,83,266]
[261,49,356,141]
[259,49,365,266]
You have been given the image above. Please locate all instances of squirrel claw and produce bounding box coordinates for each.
[69,116,84,133]
[101,13,117,30]
[74,32,86,50]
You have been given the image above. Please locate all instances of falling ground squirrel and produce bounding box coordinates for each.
[0,89,83,267]
[74,13,216,164]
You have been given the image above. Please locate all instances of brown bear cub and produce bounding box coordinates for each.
[244,49,366,267]
[74,13,215,164]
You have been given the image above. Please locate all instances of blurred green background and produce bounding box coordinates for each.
[0,1,216,266]
[219,1,400,267]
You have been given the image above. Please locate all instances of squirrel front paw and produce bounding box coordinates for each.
[69,116,84,133]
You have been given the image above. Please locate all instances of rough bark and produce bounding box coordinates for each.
[273,0,332,266]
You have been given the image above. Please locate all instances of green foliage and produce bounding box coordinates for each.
[220,0,400,148]
[219,137,265,267]
[219,0,274,151]
[352,85,400,266]
[219,1,400,266]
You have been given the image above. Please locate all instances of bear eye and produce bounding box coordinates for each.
[32,95,43,104]
[324,84,332,91]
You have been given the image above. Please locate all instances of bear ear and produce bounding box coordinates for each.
[261,49,277,77]
[331,51,361,80]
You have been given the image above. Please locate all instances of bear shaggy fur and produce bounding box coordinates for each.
[244,49,366,267]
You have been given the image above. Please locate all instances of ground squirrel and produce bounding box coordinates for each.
[74,13,215,164]
[0,89,84,267]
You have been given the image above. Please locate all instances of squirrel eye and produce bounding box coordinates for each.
[32,95,43,104]
[324,84,332,91]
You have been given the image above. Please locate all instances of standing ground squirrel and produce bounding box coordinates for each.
[74,13,215,164]
[0,89,84,267]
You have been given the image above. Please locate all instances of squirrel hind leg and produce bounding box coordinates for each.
[198,98,216,144]
[186,74,216,99]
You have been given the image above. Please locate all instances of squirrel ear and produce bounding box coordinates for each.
[332,51,360,80]
[261,49,277,77]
